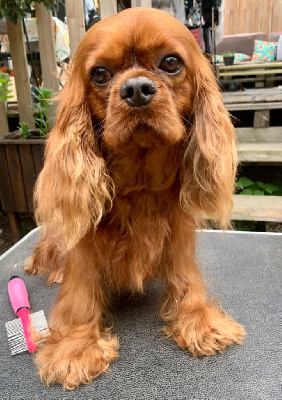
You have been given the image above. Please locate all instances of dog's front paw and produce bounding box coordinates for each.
[164,306,246,357]
[36,329,119,389]
[24,255,64,283]
[24,255,39,275]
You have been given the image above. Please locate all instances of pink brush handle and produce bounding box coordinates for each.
[8,276,37,353]
[17,308,38,353]
[8,276,30,313]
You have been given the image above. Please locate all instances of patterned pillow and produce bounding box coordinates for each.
[234,53,251,63]
[252,40,278,62]
[215,55,224,63]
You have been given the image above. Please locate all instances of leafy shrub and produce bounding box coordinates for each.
[236,176,282,196]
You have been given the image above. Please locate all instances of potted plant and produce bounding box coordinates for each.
[222,51,235,66]
[0,1,58,241]
[0,69,12,136]
[0,86,53,241]
[4,86,53,139]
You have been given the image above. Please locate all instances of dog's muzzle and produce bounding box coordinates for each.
[120,76,157,107]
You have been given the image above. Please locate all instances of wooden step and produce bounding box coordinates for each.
[232,195,282,222]
[237,142,282,162]
[236,127,282,143]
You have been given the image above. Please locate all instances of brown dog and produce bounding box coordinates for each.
[26,8,246,389]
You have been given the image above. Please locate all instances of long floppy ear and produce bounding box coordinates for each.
[180,59,237,229]
[34,66,114,251]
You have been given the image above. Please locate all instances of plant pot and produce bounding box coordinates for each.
[0,131,45,241]
[223,56,234,66]
[5,128,43,140]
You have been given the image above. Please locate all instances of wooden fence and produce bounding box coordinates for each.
[224,0,282,38]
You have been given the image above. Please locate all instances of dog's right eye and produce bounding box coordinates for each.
[91,67,112,86]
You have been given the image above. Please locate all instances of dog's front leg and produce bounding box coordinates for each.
[160,213,246,356]
[36,239,119,390]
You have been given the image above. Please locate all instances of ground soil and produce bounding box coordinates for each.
[0,211,36,256]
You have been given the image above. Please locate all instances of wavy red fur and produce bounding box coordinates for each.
[25,8,245,390]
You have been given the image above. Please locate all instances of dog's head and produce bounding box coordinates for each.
[36,8,237,249]
[61,8,212,148]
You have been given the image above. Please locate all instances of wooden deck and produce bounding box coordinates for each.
[222,88,282,222]
[223,88,282,163]
[232,195,282,222]
[222,87,282,110]
[217,62,282,87]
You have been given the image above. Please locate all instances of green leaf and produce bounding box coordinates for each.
[248,184,260,193]
[264,184,278,194]
[236,181,244,189]
[253,190,264,196]
[255,181,265,189]
[241,189,253,195]
[237,177,254,188]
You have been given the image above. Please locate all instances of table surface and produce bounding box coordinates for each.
[0,229,281,400]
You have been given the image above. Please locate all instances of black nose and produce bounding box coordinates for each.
[120,77,157,107]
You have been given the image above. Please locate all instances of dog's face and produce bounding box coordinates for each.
[70,8,203,150]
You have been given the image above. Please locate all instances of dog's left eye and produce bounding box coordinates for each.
[159,56,183,74]
[92,67,112,86]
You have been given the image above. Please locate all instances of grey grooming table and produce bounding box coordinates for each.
[0,229,281,400]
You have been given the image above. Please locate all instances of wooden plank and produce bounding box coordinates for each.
[5,145,28,212]
[131,0,152,6]
[32,144,45,176]
[0,138,45,145]
[18,145,36,212]
[0,146,15,211]
[222,76,282,84]
[253,110,270,128]
[236,126,282,143]
[224,88,282,95]
[271,0,282,34]
[0,101,9,137]
[222,77,265,83]
[224,0,282,35]
[222,89,282,106]
[100,0,117,19]
[226,102,282,111]
[7,212,22,242]
[35,3,59,130]
[65,0,85,58]
[6,19,35,127]
[232,195,282,222]
[218,62,282,71]
[219,69,282,77]
[35,3,59,93]
[237,142,282,162]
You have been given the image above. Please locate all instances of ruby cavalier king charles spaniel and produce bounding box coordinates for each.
[26,7,246,389]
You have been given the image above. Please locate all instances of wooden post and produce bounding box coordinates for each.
[0,102,9,137]
[100,0,117,19]
[34,3,59,93]
[131,0,152,6]
[34,3,59,129]
[65,0,85,58]
[8,212,23,243]
[6,18,35,127]
[254,110,270,129]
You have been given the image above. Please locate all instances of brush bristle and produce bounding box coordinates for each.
[5,310,49,355]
